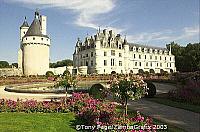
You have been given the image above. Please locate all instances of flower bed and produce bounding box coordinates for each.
[168,79,200,105]
[0,93,156,131]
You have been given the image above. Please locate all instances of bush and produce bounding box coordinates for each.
[89,84,107,99]
[145,81,156,98]
[45,71,54,78]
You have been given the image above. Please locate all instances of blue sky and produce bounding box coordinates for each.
[0,0,199,63]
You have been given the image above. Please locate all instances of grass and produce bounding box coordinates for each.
[146,94,200,113]
[116,106,186,132]
[0,112,76,132]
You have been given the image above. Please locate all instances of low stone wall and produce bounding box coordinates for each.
[0,68,22,77]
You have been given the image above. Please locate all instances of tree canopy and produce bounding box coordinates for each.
[166,42,200,72]
[0,61,10,68]
[50,59,73,68]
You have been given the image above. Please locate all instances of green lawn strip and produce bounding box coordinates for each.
[116,106,186,132]
[146,97,200,113]
[0,112,76,132]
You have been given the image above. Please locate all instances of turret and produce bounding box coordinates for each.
[95,33,101,49]
[20,16,29,41]
[123,36,129,51]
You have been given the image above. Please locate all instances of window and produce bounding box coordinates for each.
[134,54,136,58]
[104,51,107,56]
[111,50,115,56]
[139,62,141,66]
[150,55,152,59]
[26,38,27,40]
[86,61,88,66]
[160,56,162,60]
[119,53,122,57]
[119,45,122,49]
[167,63,168,67]
[146,62,148,66]
[119,61,122,66]
[41,38,43,40]
[91,52,93,57]
[135,62,137,66]
[91,60,93,66]
[104,69,105,73]
[23,31,25,34]
[33,37,35,40]
[111,59,115,66]
[157,63,158,67]
[104,60,107,66]
[170,63,172,67]
[160,63,162,67]
[150,62,152,67]
[155,56,157,60]
[170,57,171,61]
[139,55,141,59]
[86,54,88,57]
[145,55,146,59]
[165,57,166,60]
[81,61,83,66]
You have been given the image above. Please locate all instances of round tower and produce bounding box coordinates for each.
[21,10,50,76]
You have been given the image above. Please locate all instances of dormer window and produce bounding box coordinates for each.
[33,37,35,40]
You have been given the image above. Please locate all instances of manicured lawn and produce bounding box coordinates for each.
[146,95,200,113]
[0,112,76,132]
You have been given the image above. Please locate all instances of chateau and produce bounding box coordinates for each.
[73,29,176,74]
[18,10,50,76]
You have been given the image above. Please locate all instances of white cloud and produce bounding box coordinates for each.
[7,0,117,29]
[127,26,199,44]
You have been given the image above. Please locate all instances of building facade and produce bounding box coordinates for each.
[18,10,50,76]
[73,29,176,75]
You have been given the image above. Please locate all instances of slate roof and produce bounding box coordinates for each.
[128,43,168,51]
[24,17,49,38]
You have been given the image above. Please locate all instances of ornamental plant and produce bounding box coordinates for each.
[110,75,148,116]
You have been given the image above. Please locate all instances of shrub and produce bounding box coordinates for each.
[145,81,156,98]
[45,71,54,78]
[89,84,107,99]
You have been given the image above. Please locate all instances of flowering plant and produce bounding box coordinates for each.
[110,75,148,116]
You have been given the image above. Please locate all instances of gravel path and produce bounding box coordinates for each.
[128,82,200,132]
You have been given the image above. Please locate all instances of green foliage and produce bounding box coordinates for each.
[145,81,156,98]
[63,70,70,76]
[166,42,200,72]
[110,76,147,115]
[58,80,71,88]
[45,71,54,77]
[89,84,107,99]
[0,61,10,68]
[50,59,73,68]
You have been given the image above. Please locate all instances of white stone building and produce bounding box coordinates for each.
[18,10,50,76]
[73,29,176,75]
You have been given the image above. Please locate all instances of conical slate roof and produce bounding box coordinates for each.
[24,12,49,38]
[20,17,29,28]
[24,18,42,37]
[20,21,29,28]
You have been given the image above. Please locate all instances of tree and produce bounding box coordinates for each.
[12,63,18,68]
[50,59,73,68]
[166,42,200,72]
[0,61,10,68]
[110,76,147,116]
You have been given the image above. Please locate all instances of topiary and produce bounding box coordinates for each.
[89,84,107,99]
[145,81,156,98]
[45,71,54,78]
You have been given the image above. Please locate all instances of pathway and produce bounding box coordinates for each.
[128,82,200,132]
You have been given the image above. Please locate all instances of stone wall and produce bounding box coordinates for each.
[0,68,22,77]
